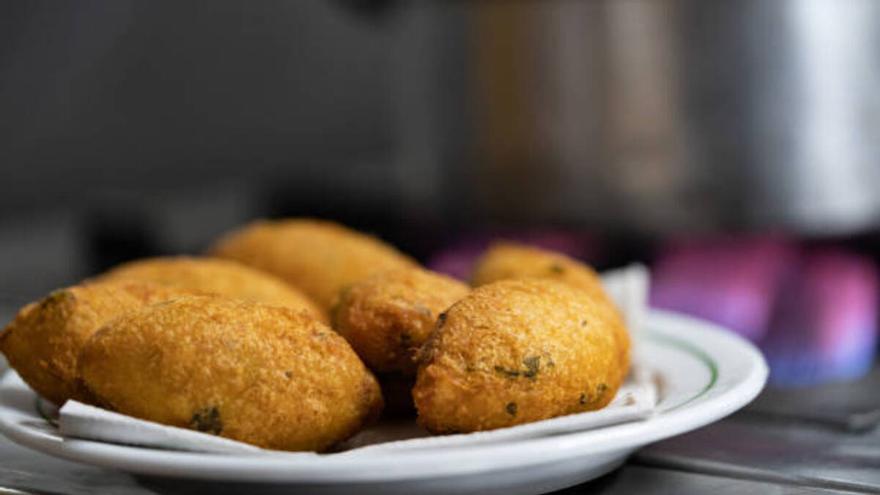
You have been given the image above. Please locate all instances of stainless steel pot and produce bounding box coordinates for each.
[380,0,880,234]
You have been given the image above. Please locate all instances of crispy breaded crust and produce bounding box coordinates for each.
[209,219,417,311]
[413,279,627,434]
[472,242,606,297]
[0,280,189,405]
[331,268,469,374]
[100,256,325,321]
[78,295,382,452]
[471,242,630,381]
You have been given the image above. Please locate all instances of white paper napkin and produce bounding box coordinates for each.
[57,264,654,455]
[59,401,265,454]
[601,263,650,336]
[338,365,657,454]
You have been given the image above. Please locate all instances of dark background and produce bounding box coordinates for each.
[0,1,410,302]
[0,1,395,213]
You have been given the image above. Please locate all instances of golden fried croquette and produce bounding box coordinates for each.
[331,268,469,375]
[99,256,325,321]
[78,295,383,452]
[413,278,628,434]
[331,268,469,417]
[472,242,606,299]
[0,280,189,405]
[471,242,630,381]
[209,219,417,311]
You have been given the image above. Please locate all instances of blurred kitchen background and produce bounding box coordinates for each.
[2,0,880,395]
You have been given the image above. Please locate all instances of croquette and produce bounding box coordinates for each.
[471,242,630,381]
[209,219,417,311]
[413,278,628,434]
[472,242,607,300]
[331,268,469,374]
[99,256,324,321]
[0,280,189,405]
[78,295,383,452]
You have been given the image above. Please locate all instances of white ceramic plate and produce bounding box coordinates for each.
[0,310,767,495]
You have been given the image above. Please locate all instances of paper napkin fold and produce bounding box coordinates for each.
[59,401,264,454]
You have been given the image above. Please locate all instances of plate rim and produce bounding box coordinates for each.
[0,309,768,483]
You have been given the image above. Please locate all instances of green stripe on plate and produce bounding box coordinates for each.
[644,332,720,411]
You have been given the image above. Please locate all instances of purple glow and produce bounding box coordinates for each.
[762,251,878,386]
[650,237,797,342]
